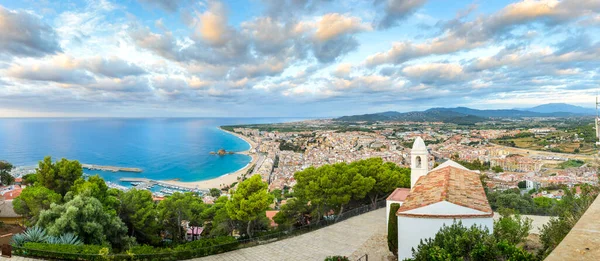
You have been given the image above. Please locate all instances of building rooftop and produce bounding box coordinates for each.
[387,188,411,202]
[397,166,492,216]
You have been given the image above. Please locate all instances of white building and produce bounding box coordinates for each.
[385,188,410,229]
[395,139,494,260]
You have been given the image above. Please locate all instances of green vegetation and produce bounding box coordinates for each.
[209,188,221,198]
[409,220,536,261]
[226,175,273,237]
[275,158,409,227]
[0,160,15,185]
[36,195,132,249]
[36,156,83,196]
[518,180,527,189]
[279,140,305,153]
[493,211,532,245]
[492,124,596,154]
[11,156,278,260]
[387,203,400,256]
[486,188,558,215]
[11,227,83,247]
[538,185,599,258]
[558,159,584,169]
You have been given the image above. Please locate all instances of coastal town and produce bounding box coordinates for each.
[226,120,597,199]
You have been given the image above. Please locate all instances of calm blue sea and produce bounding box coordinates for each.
[0,118,300,186]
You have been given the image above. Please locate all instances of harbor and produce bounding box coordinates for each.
[82,164,143,173]
[119,177,208,196]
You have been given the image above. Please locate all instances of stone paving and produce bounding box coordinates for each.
[193,208,387,261]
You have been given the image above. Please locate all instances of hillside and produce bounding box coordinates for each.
[522,103,594,115]
[336,108,487,125]
[336,103,593,123]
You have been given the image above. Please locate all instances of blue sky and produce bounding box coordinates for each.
[0,0,599,117]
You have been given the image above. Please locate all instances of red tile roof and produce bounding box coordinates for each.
[387,188,411,201]
[397,166,492,217]
[266,210,279,227]
[2,188,23,200]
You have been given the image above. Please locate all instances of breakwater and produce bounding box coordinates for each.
[82,164,142,173]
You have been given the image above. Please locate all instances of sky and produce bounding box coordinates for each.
[0,0,599,117]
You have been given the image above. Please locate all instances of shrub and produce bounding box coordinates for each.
[409,221,536,261]
[14,242,105,260]
[11,227,83,247]
[494,213,532,245]
[387,203,400,255]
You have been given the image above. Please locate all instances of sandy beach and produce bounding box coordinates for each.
[161,127,257,190]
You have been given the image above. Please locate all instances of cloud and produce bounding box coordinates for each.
[377,0,428,29]
[332,63,352,78]
[314,13,372,41]
[85,57,146,78]
[402,63,467,84]
[195,0,230,46]
[0,6,62,57]
[7,64,95,85]
[366,0,600,67]
[137,0,191,12]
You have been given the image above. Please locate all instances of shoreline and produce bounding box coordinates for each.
[160,127,257,190]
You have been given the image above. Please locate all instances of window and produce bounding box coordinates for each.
[416,156,422,168]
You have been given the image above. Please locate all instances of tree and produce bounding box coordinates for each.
[493,212,532,245]
[36,195,132,250]
[65,175,119,212]
[209,188,221,198]
[533,197,556,215]
[35,157,83,196]
[491,166,504,173]
[22,173,38,185]
[273,198,311,229]
[409,222,536,261]
[226,175,273,237]
[387,203,400,256]
[0,160,15,185]
[350,158,410,208]
[517,180,527,189]
[202,196,235,236]
[270,189,283,201]
[118,189,161,245]
[157,192,206,242]
[13,186,62,224]
[293,163,375,222]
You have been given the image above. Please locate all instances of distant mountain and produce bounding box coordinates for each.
[521,103,595,115]
[336,108,487,125]
[336,103,593,124]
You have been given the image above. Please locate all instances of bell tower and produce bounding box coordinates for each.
[410,137,429,189]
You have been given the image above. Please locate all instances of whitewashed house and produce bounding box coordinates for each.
[385,187,410,229]
[395,138,493,260]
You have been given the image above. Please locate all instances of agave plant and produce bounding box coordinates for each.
[10,233,26,247]
[45,235,60,245]
[22,226,49,243]
[57,233,83,246]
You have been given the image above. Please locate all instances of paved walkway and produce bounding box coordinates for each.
[193,208,387,261]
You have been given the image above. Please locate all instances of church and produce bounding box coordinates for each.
[388,137,493,260]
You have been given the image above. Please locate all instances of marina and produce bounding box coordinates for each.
[119,177,208,196]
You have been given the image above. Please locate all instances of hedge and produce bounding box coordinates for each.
[14,243,107,260]
[14,236,239,261]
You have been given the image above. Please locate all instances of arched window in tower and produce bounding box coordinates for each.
[416,156,422,168]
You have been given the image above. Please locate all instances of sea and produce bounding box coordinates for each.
[0,117,300,188]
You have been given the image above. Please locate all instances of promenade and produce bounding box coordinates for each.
[194,208,388,261]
